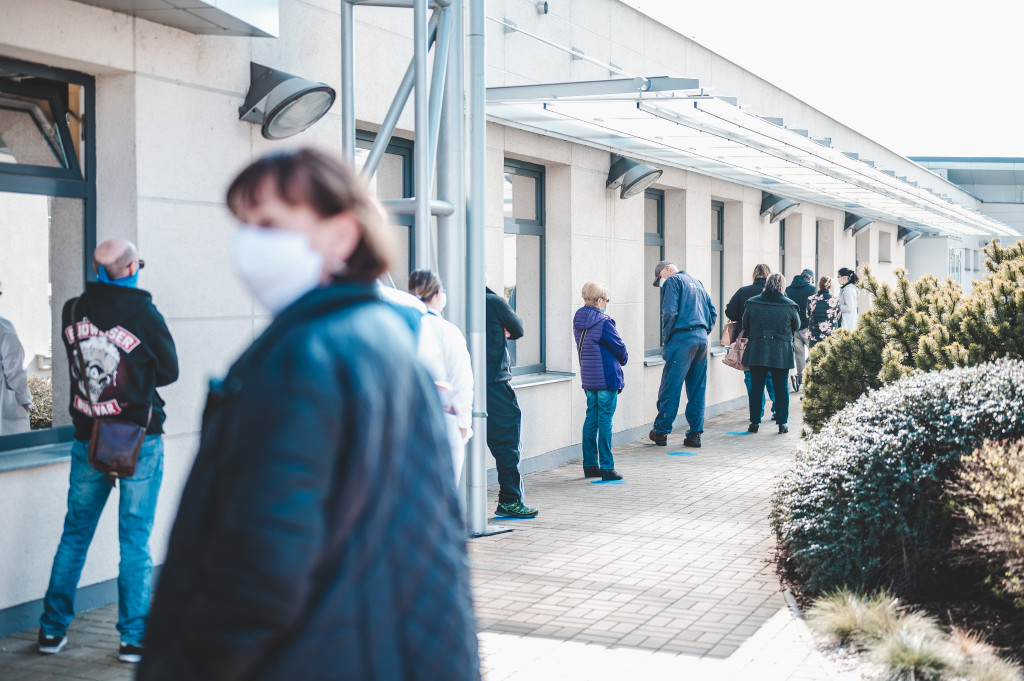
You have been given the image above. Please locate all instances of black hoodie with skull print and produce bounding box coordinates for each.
[62,282,179,441]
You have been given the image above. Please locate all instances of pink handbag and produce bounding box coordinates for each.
[722,331,749,371]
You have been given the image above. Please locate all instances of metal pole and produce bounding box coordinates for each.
[413,0,432,270]
[361,13,439,180]
[466,0,489,536]
[427,8,452,190]
[437,0,464,334]
[340,1,356,162]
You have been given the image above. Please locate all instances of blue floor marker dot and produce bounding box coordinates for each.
[667,451,697,457]
[725,431,755,435]
[591,479,625,484]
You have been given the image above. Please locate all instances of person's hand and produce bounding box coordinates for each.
[504,329,511,339]
[459,427,468,439]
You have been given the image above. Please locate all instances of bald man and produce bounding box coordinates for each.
[39,239,178,664]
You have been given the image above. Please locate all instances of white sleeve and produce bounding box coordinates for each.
[442,322,474,434]
[0,320,32,406]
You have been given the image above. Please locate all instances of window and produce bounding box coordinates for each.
[815,220,820,280]
[503,159,544,375]
[644,189,665,354]
[0,56,95,452]
[778,219,786,277]
[711,201,725,342]
[354,131,414,289]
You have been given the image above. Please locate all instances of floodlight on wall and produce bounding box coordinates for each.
[239,62,336,140]
[845,212,873,236]
[898,227,923,245]
[606,154,663,199]
[759,192,800,223]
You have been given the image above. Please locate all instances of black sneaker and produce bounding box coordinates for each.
[748,423,759,433]
[601,469,623,481]
[583,465,602,478]
[683,433,702,448]
[495,500,539,519]
[778,424,789,434]
[119,642,143,663]
[649,429,667,446]
[38,630,67,655]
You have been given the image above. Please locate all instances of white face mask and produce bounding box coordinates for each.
[232,225,325,315]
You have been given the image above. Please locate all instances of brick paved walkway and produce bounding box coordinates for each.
[0,396,848,680]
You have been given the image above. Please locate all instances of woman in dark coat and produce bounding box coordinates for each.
[139,149,479,681]
[741,273,800,434]
[807,275,841,347]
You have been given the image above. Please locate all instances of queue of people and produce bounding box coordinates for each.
[25,145,863,674]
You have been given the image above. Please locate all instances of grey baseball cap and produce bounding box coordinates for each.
[652,260,673,287]
[801,268,814,280]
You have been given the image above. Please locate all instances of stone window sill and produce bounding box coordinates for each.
[0,442,71,474]
[510,371,575,388]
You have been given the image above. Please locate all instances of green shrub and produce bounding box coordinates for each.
[950,439,1024,607]
[868,613,959,681]
[805,588,900,647]
[773,359,1024,597]
[802,239,1024,433]
[27,374,52,430]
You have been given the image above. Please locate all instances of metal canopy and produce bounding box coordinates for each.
[488,81,1015,237]
[69,0,278,37]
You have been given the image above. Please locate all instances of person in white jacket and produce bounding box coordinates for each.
[0,285,33,436]
[409,270,474,487]
[837,267,860,331]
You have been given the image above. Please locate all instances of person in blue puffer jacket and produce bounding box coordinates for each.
[573,282,628,481]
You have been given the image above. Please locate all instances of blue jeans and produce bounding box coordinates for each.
[653,330,708,436]
[40,435,164,645]
[744,369,776,413]
[748,367,790,425]
[582,390,618,470]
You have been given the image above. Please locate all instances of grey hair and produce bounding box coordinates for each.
[764,272,785,294]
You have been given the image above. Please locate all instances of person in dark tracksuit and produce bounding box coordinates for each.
[649,261,717,449]
[485,287,538,519]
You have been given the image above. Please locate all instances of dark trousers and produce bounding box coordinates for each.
[748,366,790,425]
[653,330,708,436]
[486,380,525,504]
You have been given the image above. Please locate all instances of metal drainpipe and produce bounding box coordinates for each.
[466,0,488,536]
[340,1,355,162]
[413,0,432,270]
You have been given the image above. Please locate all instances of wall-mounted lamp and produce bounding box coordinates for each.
[536,1,548,14]
[759,192,800,223]
[607,154,662,199]
[844,212,873,236]
[898,227,923,245]
[239,62,336,140]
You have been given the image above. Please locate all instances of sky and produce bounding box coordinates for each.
[620,0,1024,158]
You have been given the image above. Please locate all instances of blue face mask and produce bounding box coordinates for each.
[97,265,139,289]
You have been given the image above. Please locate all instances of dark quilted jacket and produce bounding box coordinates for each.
[139,283,480,681]
[741,291,801,369]
[725,277,767,322]
[573,305,628,391]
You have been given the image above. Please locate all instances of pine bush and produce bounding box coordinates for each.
[801,239,1024,433]
[773,359,1024,597]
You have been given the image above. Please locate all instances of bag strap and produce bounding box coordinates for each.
[576,328,588,364]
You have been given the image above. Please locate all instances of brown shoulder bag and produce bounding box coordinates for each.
[70,299,150,481]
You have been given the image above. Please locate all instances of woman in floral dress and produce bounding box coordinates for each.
[807,276,841,347]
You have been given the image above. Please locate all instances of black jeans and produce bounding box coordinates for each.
[748,366,790,425]
[486,380,525,504]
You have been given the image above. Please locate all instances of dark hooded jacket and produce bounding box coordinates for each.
[725,277,767,323]
[61,282,178,440]
[573,305,628,391]
[485,287,523,383]
[741,291,801,369]
[784,275,816,330]
[139,282,480,681]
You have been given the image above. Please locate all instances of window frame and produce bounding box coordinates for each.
[711,200,725,343]
[355,129,415,277]
[0,56,96,453]
[779,218,786,277]
[644,188,666,356]
[503,158,545,376]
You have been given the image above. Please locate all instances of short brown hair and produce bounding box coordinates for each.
[408,269,442,302]
[581,281,609,307]
[753,263,771,280]
[226,148,394,282]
